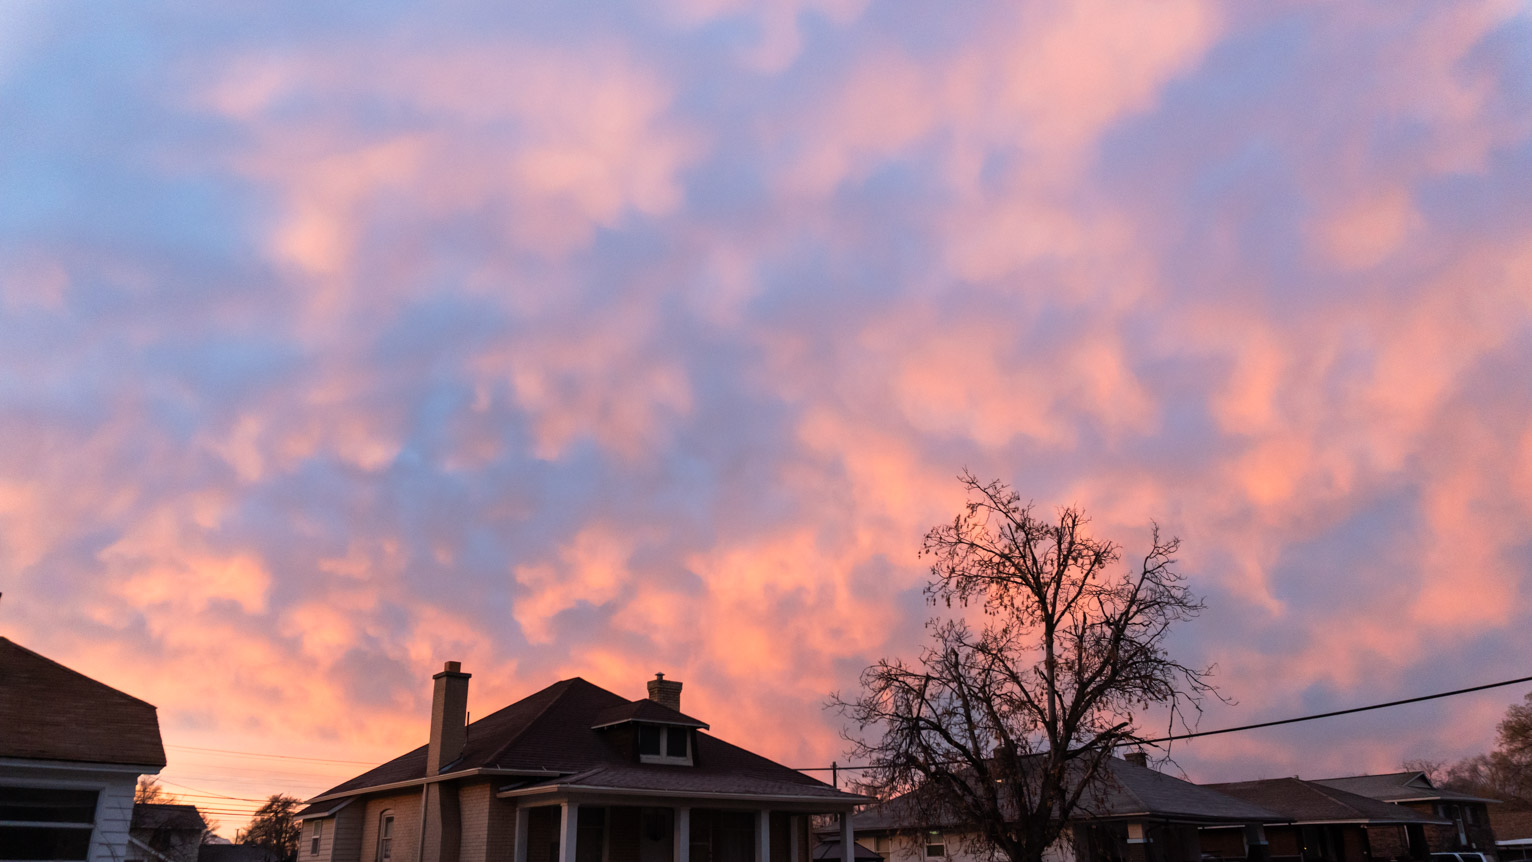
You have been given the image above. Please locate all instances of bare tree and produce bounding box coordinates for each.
[1435,692,1532,807]
[238,795,303,862]
[135,776,177,803]
[834,472,1219,862]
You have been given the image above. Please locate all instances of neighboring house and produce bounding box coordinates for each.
[1313,774,1500,860]
[849,754,1282,862]
[197,845,283,862]
[294,665,867,862]
[129,803,207,862]
[0,636,168,862]
[1201,777,1447,862]
[810,841,880,862]
[1489,809,1532,862]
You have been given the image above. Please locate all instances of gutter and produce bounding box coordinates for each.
[495,783,870,806]
[304,767,565,805]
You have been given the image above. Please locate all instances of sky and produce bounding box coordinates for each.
[3,0,1532,832]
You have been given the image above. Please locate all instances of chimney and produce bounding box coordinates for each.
[1124,751,1149,768]
[427,661,471,774]
[647,672,682,712]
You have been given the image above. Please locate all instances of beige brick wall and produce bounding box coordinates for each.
[359,790,425,862]
[457,781,516,862]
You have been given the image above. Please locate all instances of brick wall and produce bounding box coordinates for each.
[360,791,425,862]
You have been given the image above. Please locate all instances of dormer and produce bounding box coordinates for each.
[591,673,709,766]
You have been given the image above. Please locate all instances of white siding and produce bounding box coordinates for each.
[0,758,150,862]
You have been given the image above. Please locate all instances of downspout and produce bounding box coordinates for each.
[418,784,430,862]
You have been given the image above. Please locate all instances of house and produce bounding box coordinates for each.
[129,802,208,862]
[0,636,168,862]
[1489,809,1532,862]
[294,665,867,862]
[197,845,284,862]
[1200,777,1447,862]
[848,753,1282,862]
[1312,774,1500,860]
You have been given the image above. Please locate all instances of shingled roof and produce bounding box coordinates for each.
[1206,778,1450,825]
[1312,772,1502,805]
[0,636,166,768]
[309,677,862,805]
[853,757,1281,831]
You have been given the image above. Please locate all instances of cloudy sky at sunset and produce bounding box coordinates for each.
[4,0,1532,829]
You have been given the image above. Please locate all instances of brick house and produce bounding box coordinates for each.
[0,636,168,862]
[1200,777,1446,862]
[294,666,866,862]
[846,754,1281,862]
[1313,774,1500,860]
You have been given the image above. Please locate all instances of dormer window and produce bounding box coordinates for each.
[638,723,692,764]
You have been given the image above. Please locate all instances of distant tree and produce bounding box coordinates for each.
[238,795,303,862]
[834,472,1219,862]
[1435,693,1532,807]
[135,776,178,803]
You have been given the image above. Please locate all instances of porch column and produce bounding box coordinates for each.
[840,813,854,862]
[1245,824,1270,862]
[757,811,771,862]
[514,806,531,862]
[674,807,691,862]
[559,802,580,862]
[788,817,800,862]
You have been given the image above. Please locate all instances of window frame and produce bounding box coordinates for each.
[637,724,693,765]
[311,819,324,855]
[377,811,394,862]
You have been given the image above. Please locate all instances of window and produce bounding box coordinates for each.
[925,833,945,858]
[0,787,98,862]
[637,725,692,764]
[311,819,325,855]
[377,812,394,862]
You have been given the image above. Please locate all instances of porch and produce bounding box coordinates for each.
[513,803,859,862]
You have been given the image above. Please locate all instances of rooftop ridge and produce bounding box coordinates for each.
[482,677,606,770]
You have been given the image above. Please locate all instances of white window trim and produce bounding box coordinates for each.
[638,727,693,766]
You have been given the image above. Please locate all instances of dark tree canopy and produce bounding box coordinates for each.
[239,795,303,862]
[1435,692,1532,806]
[835,472,1218,862]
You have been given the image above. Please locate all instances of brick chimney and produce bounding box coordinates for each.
[647,672,682,712]
[427,661,471,774]
[1124,751,1149,768]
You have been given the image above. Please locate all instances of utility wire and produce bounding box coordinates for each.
[165,744,378,765]
[793,672,1532,772]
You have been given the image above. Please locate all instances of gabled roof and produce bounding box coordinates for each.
[1312,772,1502,805]
[309,677,861,805]
[132,802,208,832]
[0,637,166,768]
[592,699,709,730]
[1206,778,1450,825]
[853,757,1281,831]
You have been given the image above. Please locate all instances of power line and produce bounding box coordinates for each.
[794,672,1532,772]
[167,744,379,765]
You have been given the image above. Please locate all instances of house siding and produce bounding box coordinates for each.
[457,782,516,862]
[359,791,425,862]
[0,763,146,862]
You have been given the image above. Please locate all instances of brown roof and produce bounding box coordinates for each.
[310,677,862,805]
[132,802,208,832]
[592,699,709,730]
[853,757,1282,831]
[1312,772,1502,805]
[1206,778,1449,825]
[0,637,166,767]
